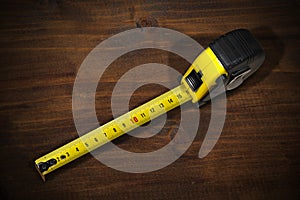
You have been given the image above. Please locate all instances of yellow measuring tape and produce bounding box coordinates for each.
[35,29,265,181]
[35,84,191,179]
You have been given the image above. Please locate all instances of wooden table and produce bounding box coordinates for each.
[0,0,299,199]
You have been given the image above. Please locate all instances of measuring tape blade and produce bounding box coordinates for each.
[35,85,192,180]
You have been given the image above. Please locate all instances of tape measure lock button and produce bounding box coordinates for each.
[185,69,203,92]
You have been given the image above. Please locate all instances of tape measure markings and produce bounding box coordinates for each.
[35,84,192,178]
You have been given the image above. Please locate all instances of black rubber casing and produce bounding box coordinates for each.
[209,29,265,90]
[197,29,265,107]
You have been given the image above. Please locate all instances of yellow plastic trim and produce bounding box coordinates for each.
[181,47,228,103]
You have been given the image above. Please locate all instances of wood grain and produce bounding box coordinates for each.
[0,0,299,199]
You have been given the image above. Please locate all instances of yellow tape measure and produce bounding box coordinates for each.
[35,29,265,181]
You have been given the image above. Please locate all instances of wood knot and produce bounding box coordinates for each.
[136,16,159,28]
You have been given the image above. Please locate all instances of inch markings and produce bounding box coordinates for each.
[35,84,192,180]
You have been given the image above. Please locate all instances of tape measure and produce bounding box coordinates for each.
[35,29,265,181]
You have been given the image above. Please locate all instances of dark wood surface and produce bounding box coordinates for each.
[0,0,299,199]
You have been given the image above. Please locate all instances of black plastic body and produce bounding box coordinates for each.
[197,29,265,107]
[209,29,265,86]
